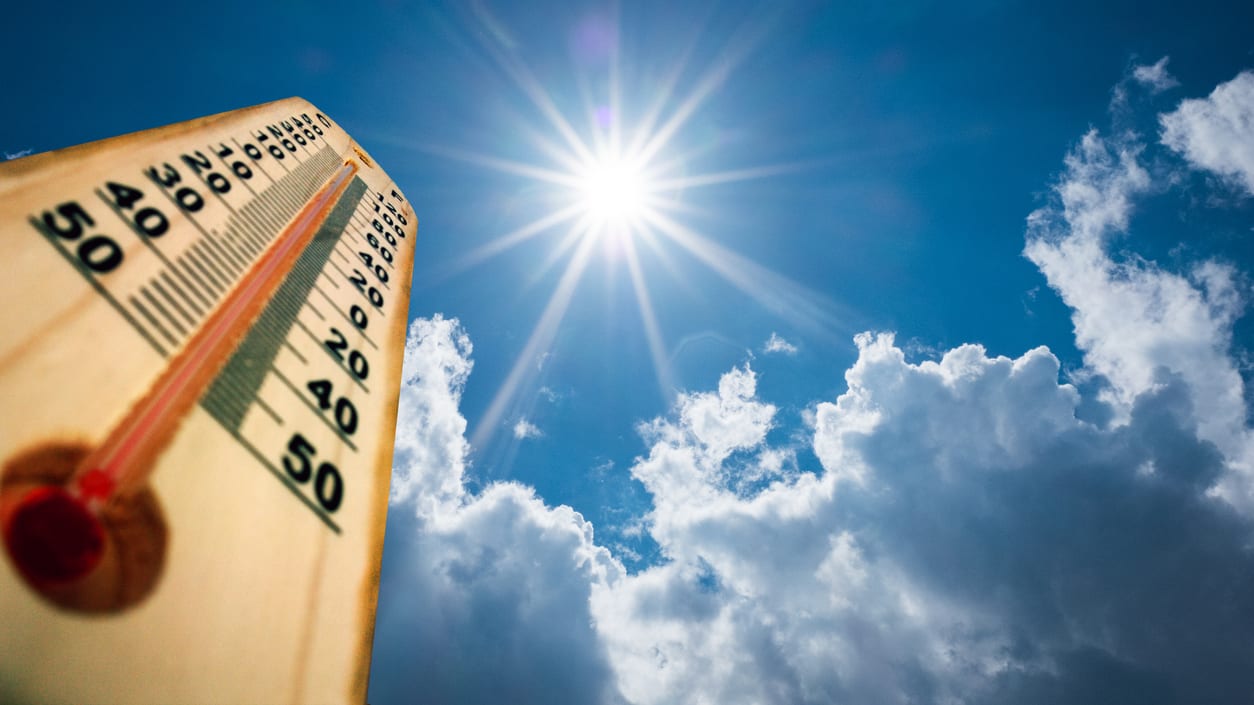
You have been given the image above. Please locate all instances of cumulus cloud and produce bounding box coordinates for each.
[513,417,543,439]
[374,316,627,705]
[592,70,1254,703]
[1161,70,1254,194]
[595,333,1254,704]
[763,332,798,355]
[388,314,474,515]
[634,365,777,504]
[373,481,625,705]
[1132,56,1179,94]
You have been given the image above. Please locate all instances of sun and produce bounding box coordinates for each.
[414,9,843,450]
[575,153,650,227]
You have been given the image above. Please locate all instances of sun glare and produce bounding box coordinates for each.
[577,155,649,225]
[428,9,844,451]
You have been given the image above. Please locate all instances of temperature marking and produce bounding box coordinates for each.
[201,176,367,431]
[0,99,415,704]
[4,164,362,583]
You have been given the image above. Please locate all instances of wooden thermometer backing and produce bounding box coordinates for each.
[0,98,414,704]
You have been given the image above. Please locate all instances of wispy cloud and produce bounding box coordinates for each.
[513,417,543,439]
[2,148,33,161]
[1132,56,1180,93]
[761,332,797,355]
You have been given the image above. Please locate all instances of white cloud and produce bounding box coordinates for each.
[375,316,628,705]
[374,482,626,705]
[384,287,1254,704]
[1132,56,1179,94]
[388,314,474,517]
[1161,70,1254,194]
[513,417,543,439]
[762,332,798,355]
[632,365,776,513]
[596,331,1254,704]
[2,148,32,161]
[1024,126,1253,503]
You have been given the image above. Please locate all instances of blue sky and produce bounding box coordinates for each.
[8,0,1254,702]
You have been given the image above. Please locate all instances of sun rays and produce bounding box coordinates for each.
[405,6,851,450]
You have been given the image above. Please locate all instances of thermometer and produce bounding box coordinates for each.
[0,98,414,705]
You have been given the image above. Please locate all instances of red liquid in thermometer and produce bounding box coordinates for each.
[4,163,358,586]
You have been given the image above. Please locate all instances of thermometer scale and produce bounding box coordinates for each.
[0,98,414,704]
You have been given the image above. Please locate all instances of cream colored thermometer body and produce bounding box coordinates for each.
[0,98,414,704]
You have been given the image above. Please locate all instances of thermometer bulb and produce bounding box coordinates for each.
[4,484,105,585]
